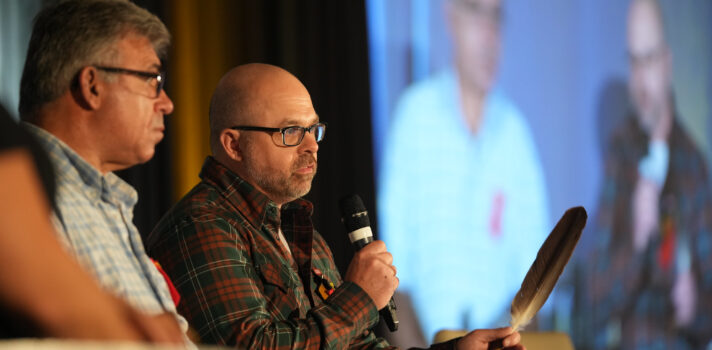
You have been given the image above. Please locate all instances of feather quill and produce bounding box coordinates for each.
[509,206,587,331]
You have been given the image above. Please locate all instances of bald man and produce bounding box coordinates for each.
[147,64,524,349]
[585,0,712,348]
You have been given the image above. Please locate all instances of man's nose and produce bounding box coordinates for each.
[156,89,174,115]
[299,129,319,153]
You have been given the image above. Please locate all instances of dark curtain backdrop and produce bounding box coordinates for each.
[121,1,377,277]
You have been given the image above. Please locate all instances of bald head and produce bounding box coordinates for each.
[627,0,673,138]
[209,63,313,155]
[628,0,666,53]
[208,63,320,205]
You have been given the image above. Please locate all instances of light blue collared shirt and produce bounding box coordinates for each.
[378,69,550,341]
[24,123,191,342]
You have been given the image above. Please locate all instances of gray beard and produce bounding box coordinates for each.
[244,154,317,204]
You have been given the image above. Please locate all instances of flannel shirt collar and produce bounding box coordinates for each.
[22,122,138,208]
[199,156,314,230]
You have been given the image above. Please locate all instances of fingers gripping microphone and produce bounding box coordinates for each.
[339,194,399,332]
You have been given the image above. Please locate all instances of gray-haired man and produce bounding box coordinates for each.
[19,0,188,344]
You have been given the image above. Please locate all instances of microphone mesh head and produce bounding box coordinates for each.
[339,194,371,232]
[339,194,366,217]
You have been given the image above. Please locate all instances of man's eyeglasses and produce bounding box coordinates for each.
[628,46,665,69]
[231,122,326,147]
[95,66,165,98]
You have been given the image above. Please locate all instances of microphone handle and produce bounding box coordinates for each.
[381,298,399,332]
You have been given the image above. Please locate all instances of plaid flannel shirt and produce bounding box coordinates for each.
[148,157,459,350]
[584,116,712,349]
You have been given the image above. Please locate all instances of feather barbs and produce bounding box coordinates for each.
[509,206,587,331]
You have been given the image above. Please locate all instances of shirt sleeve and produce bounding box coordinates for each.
[682,152,712,345]
[150,213,388,350]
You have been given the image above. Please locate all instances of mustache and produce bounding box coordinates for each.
[293,154,317,171]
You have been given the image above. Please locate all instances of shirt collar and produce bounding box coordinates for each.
[22,122,137,208]
[199,156,313,229]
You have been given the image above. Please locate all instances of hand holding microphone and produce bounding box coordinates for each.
[344,240,398,310]
[340,194,399,331]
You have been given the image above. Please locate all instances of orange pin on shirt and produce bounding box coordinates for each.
[313,268,335,300]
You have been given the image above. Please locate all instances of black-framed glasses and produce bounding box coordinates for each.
[231,122,326,147]
[95,66,165,98]
[628,46,665,69]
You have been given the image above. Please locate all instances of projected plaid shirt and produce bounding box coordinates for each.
[148,157,401,349]
[586,116,712,349]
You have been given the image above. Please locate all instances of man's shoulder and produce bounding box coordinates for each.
[671,119,705,154]
[670,118,710,178]
[148,181,251,247]
[396,70,454,109]
[22,122,112,193]
[389,70,459,139]
[161,180,244,223]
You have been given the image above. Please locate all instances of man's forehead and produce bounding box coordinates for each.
[256,91,316,124]
[280,114,320,127]
[273,106,319,127]
[114,33,162,69]
[628,1,664,53]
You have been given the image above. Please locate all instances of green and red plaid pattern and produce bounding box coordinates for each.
[147,156,393,349]
[583,116,712,349]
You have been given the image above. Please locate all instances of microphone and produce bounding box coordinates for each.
[339,194,399,332]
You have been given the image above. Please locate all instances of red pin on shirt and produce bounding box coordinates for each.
[489,191,505,238]
[152,258,181,307]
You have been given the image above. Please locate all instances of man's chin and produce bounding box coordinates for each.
[288,179,313,199]
[137,150,156,165]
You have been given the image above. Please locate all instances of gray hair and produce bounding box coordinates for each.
[19,0,170,118]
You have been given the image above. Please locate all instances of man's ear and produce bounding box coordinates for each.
[220,129,243,161]
[74,66,103,110]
